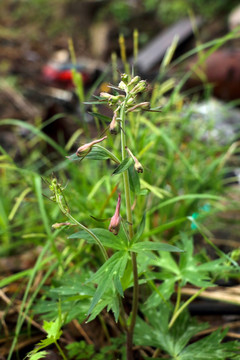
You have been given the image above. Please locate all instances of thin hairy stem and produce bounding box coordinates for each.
[55,341,67,360]
[120,98,139,360]
[55,191,108,262]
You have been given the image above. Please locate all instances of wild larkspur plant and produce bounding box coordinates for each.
[34,72,240,360]
[44,73,181,360]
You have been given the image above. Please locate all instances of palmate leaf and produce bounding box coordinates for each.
[34,298,91,323]
[27,317,63,356]
[178,329,240,360]
[87,290,120,323]
[28,351,48,360]
[130,241,183,253]
[86,251,128,317]
[134,306,208,357]
[151,234,229,289]
[43,318,62,340]
[68,228,127,250]
[33,273,94,323]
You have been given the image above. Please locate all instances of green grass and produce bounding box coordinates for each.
[1,30,240,360]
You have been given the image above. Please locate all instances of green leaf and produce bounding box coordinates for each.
[131,241,183,253]
[140,179,171,199]
[87,251,128,315]
[86,146,112,160]
[88,112,112,123]
[132,213,146,243]
[87,291,120,323]
[128,164,141,194]
[43,318,62,340]
[66,152,79,161]
[83,101,106,105]
[134,306,207,356]
[179,329,240,360]
[27,337,57,356]
[152,234,229,289]
[68,228,127,250]
[87,145,120,163]
[112,157,133,175]
[27,351,48,360]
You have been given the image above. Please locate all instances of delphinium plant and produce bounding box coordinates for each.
[45,74,184,360]
[25,70,240,360]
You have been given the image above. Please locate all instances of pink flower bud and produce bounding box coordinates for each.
[109,111,118,135]
[52,222,72,229]
[76,136,107,157]
[109,193,121,235]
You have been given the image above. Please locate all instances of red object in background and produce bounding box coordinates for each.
[186,49,240,101]
[42,63,91,87]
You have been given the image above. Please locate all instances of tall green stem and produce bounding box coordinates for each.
[120,99,139,360]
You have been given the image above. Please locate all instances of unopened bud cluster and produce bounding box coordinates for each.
[100,74,149,136]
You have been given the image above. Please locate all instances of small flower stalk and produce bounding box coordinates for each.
[76,136,107,157]
[109,193,121,235]
[126,147,143,173]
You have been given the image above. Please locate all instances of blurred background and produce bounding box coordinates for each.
[1,0,240,145]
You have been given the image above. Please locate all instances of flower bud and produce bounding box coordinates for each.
[128,75,141,87]
[52,222,72,229]
[77,136,107,157]
[126,147,143,173]
[109,193,121,235]
[126,97,135,106]
[109,94,124,105]
[118,81,128,92]
[130,80,147,95]
[100,92,112,100]
[120,73,129,84]
[127,102,150,113]
[109,111,118,135]
[134,160,144,173]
